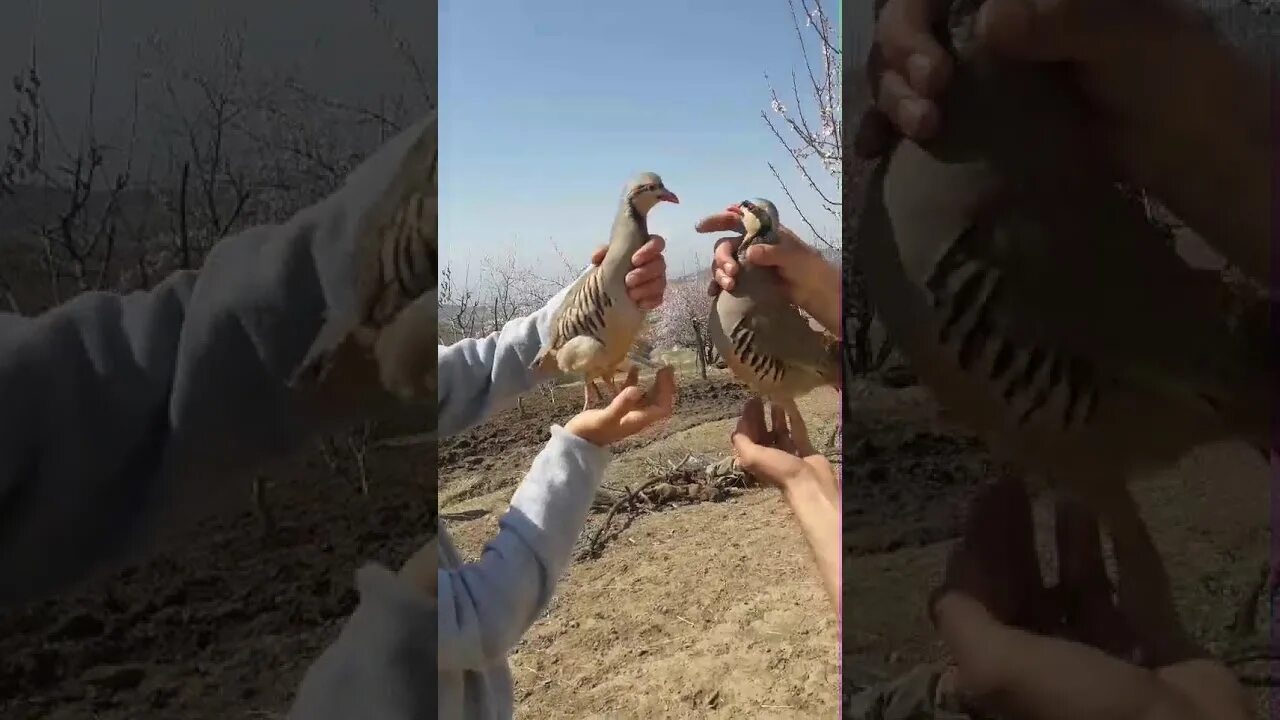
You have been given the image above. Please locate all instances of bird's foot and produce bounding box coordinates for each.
[582,380,606,411]
[602,372,621,397]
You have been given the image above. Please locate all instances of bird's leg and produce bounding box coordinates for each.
[1084,478,1197,665]
[582,379,604,412]
[602,368,621,397]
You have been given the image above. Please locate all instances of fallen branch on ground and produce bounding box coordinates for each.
[577,453,751,560]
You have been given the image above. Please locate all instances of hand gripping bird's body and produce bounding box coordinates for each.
[855,0,1272,506]
[532,172,678,410]
[708,199,839,417]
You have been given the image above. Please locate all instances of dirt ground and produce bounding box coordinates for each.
[442,371,841,719]
[0,369,1270,719]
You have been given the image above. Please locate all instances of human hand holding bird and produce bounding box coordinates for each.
[588,234,669,311]
[696,204,840,335]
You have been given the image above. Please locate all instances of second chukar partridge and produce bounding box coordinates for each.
[854,0,1272,508]
[708,199,840,420]
[532,172,678,411]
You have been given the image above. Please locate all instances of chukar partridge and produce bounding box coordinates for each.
[532,172,678,411]
[855,0,1272,507]
[708,198,840,418]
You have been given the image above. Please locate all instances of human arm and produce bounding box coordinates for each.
[730,399,841,614]
[437,366,675,668]
[696,208,841,336]
[0,116,435,606]
[284,368,675,720]
[285,423,612,720]
[436,236,669,438]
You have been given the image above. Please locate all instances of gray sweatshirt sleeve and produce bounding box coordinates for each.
[436,267,588,438]
[437,425,609,670]
[0,115,435,606]
[287,563,438,720]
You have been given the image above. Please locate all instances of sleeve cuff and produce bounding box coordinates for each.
[549,423,612,468]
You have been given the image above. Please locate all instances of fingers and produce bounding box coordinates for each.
[731,399,812,491]
[626,262,666,312]
[1054,496,1109,589]
[871,0,952,141]
[938,475,1045,629]
[622,365,640,389]
[769,403,796,454]
[609,368,675,435]
[590,244,608,267]
[604,384,645,418]
[625,257,666,288]
[742,241,788,269]
[778,400,815,457]
[1053,497,1134,656]
[644,366,677,413]
[707,237,740,296]
[743,227,817,268]
[620,368,676,432]
[731,401,776,471]
[876,68,940,141]
[623,235,667,310]
[933,591,1184,720]
[1099,489,1201,666]
[877,0,953,96]
[734,398,770,445]
[630,234,666,266]
[699,209,745,297]
[694,210,745,235]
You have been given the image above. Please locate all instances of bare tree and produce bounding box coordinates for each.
[1,7,143,307]
[439,244,587,411]
[139,16,432,503]
[317,420,377,495]
[763,0,840,251]
[141,24,266,267]
[440,264,482,341]
[482,249,568,412]
[762,0,877,384]
[365,0,435,111]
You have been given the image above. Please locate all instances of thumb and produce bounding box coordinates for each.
[743,242,789,269]
[934,592,1186,719]
[731,430,801,487]
[590,244,608,267]
[730,431,772,476]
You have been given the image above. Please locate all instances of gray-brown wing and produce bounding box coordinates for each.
[545,266,614,351]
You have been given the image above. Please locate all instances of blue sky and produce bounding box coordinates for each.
[439,0,840,285]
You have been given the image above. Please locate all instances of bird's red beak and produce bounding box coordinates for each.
[725,204,744,217]
[660,190,680,204]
